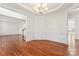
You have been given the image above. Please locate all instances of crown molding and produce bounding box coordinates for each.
[17,3,64,14]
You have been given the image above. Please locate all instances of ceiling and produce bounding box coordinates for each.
[0,3,79,21]
[18,3,64,14]
[0,3,79,15]
[0,14,25,23]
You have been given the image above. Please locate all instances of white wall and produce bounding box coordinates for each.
[0,21,19,35]
[0,6,27,35]
[0,16,25,35]
[26,12,67,44]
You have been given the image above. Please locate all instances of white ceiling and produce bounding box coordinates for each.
[0,14,25,23]
[18,3,64,14]
[0,3,79,15]
[0,3,79,20]
[0,3,79,23]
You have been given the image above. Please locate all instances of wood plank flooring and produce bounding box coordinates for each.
[75,39,79,56]
[0,35,68,56]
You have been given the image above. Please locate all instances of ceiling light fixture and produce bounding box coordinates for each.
[33,3,48,14]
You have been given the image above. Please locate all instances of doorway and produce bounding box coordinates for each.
[68,9,79,56]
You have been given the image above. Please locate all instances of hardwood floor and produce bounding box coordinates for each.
[75,39,79,55]
[0,35,68,56]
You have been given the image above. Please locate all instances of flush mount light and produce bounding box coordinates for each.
[33,3,48,14]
